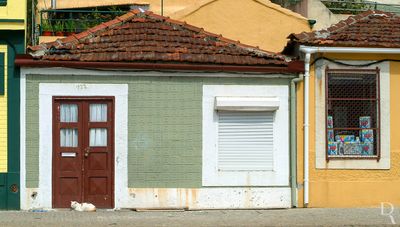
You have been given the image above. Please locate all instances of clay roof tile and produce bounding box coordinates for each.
[28,10,289,66]
[289,10,400,48]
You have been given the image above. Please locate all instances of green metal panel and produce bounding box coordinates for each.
[25,75,291,188]
[0,174,5,209]
[0,174,4,186]
[6,172,19,209]
[0,19,23,23]
[0,31,23,210]
[4,30,24,210]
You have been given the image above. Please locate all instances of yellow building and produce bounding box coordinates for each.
[0,0,26,209]
[285,10,400,207]
[36,0,311,52]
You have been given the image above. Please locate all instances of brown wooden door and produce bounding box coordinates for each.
[53,97,114,208]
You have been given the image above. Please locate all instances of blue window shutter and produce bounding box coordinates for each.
[0,53,4,95]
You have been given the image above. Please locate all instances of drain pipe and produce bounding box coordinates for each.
[290,73,303,207]
[303,52,311,207]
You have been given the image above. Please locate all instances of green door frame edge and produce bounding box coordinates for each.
[2,30,24,210]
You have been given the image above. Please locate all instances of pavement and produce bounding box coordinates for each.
[0,208,399,226]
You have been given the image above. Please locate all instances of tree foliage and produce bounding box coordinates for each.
[322,0,373,14]
[271,0,301,8]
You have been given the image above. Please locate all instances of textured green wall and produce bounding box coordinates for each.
[25,78,39,188]
[25,74,291,188]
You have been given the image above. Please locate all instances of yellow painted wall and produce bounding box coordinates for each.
[37,0,310,52]
[0,45,7,173]
[170,0,310,52]
[297,53,400,208]
[0,0,26,30]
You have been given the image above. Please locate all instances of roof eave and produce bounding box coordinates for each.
[15,58,304,74]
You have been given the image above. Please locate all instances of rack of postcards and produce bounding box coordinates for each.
[327,116,375,156]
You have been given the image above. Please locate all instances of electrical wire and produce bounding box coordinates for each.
[310,57,400,67]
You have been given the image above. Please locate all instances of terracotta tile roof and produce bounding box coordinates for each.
[28,10,288,66]
[287,10,400,48]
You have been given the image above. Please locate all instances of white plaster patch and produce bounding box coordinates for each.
[314,61,390,169]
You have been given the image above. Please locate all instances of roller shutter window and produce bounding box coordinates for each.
[217,111,274,171]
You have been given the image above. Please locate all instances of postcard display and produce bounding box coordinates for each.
[327,116,374,156]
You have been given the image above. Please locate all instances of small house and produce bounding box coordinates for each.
[16,10,304,210]
[285,10,400,207]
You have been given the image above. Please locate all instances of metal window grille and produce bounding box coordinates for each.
[325,68,380,160]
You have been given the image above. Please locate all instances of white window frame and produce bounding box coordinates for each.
[202,85,289,186]
[315,61,390,169]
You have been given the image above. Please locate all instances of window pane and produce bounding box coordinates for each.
[60,104,78,123]
[326,71,378,157]
[90,128,107,146]
[60,129,78,147]
[328,73,377,99]
[328,100,377,128]
[90,104,107,122]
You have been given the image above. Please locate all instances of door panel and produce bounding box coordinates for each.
[53,98,114,208]
[84,101,113,207]
[53,101,83,208]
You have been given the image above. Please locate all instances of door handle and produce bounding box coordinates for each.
[84,147,89,158]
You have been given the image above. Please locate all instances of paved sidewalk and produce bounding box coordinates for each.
[0,208,399,226]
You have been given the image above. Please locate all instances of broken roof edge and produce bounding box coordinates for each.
[28,8,286,61]
[15,55,305,74]
[287,10,395,43]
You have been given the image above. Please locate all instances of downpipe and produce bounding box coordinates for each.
[290,73,303,207]
[303,53,310,207]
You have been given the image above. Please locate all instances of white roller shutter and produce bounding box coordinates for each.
[215,96,280,111]
[217,111,274,171]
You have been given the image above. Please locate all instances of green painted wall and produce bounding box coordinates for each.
[25,74,291,188]
[25,78,39,188]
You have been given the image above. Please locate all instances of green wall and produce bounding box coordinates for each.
[25,74,291,188]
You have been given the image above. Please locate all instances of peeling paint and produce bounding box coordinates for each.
[124,188,291,209]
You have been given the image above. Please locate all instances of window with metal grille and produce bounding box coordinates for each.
[217,111,274,171]
[326,68,380,159]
